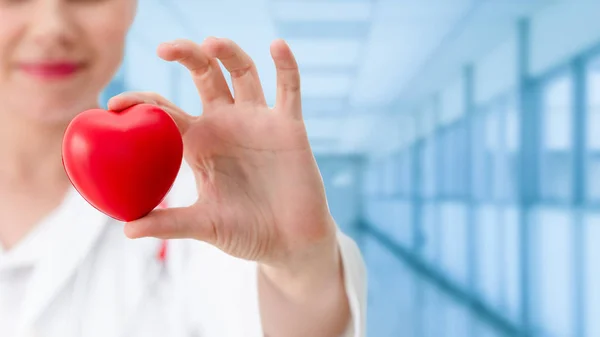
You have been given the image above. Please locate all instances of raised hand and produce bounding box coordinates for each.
[108,37,338,272]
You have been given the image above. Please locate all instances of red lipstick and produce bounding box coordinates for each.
[18,61,82,80]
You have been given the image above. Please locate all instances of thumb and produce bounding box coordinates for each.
[124,205,216,242]
[108,92,194,135]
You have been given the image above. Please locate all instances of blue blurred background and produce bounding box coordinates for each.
[101,1,600,336]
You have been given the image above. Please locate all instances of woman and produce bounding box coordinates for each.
[0,0,366,336]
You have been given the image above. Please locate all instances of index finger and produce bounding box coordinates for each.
[157,39,234,108]
[202,38,267,106]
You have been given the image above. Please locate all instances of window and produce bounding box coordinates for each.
[471,112,489,201]
[398,150,412,197]
[440,121,469,199]
[437,128,450,198]
[505,98,520,201]
[486,106,502,200]
[539,73,574,202]
[421,139,437,199]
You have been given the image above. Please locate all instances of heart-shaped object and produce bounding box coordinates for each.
[62,103,183,222]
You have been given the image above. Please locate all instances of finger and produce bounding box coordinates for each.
[157,39,234,107]
[202,37,267,106]
[270,39,302,119]
[108,92,194,134]
[106,93,151,111]
[124,205,217,242]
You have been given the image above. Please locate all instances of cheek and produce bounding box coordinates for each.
[77,3,135,91]
[0,14,21,83]
[88,28,129,91]
[96,34,125,74]
[85,7,133,69]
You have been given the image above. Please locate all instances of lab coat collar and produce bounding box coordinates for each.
[0,216,54,271]
[15,187,111,334]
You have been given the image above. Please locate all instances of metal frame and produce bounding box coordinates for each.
[464,64,477,302]
[572,55,587,337]
[516,18,536,337]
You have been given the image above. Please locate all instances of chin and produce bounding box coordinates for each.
[6,93,99,126]
[1,70,108,124]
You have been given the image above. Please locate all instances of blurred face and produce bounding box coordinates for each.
[0,0,136,124]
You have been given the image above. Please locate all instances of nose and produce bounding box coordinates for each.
[28,1,77,50]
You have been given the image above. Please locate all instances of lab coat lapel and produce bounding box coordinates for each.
[16,188,110,334]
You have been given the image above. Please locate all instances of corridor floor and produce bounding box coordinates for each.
[360,234,516,337]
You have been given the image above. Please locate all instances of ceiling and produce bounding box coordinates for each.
[123,0,554,154]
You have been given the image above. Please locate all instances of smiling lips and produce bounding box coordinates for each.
[18,61,83,80]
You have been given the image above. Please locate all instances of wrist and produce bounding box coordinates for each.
[258,235,343,300]
[257,233,352,337]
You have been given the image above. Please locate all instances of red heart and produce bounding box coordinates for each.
[62,103,183,222]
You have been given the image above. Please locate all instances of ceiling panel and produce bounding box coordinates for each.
[287,39,362,67]
[304,114,384,154]
[129,2,190,47]
[351,0,476,106]
[301,74,353,97]
[271,1,372,22]
[276,21,371,39]
[301,97,348,115]
[338,115,379,151]
[300,65,357,75]
[155,0,279,106]
[398,0,555,104]
[304,118,346,139]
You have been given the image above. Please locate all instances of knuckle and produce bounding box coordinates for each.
[278,73,301,92]
[219,37,234,46]
[183,57,211,78]
[141,91,164,104]
[281,82,301,92]
[229,63,253,79]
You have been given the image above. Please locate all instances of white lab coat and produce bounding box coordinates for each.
[6,163,367,337]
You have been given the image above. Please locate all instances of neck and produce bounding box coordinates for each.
[0,115,68,184]
[0,107,81,250]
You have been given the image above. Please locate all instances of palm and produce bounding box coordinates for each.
[185,106,331,262]
[110,37,336,265]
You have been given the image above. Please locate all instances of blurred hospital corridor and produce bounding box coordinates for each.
[110,0,600,336]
